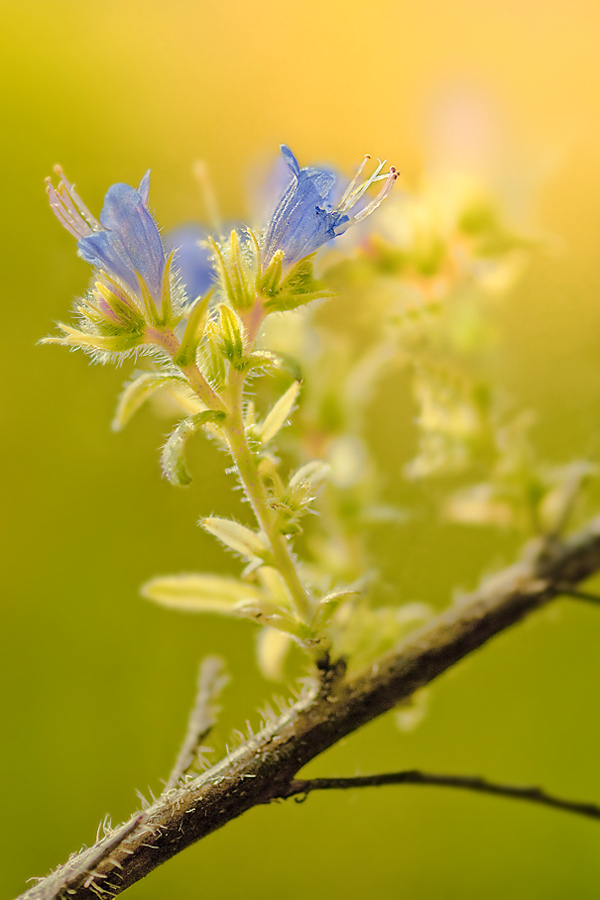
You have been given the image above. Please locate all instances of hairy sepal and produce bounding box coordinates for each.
[209,231,255,310]
[215,304,248,370]
[263,255,332,313]
[173,290,213,368]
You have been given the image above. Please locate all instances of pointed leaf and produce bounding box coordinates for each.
[259,249,284,295]
[216,304,246,369]
[159,250,177,324]
[141,573,262,613]
[263,255,332,312]
[173,289,213,367]
[258,381,300,443]
[112,373,189,431]
[161,410,226,486]
[201,517,269,559]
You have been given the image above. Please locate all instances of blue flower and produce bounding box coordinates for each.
[262,145,397,269]
[47,168,166,306]
[165,225,216,303]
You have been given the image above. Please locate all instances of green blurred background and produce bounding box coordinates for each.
[3,0,600,897]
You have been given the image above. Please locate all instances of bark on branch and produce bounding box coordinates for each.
[19,519,600,900]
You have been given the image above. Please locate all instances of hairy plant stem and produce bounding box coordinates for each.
[150,327,225,412]
[223,365,311,622]
[18,516,600,900]
[154,319,310,619]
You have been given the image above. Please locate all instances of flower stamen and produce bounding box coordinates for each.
[337,154,372,209]
[353,167,398,222]
[262,146,398,268]
[46,165,101,239]
[337,156,389,214]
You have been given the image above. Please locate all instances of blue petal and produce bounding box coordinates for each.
[165,225,215,302]
[262,146,343,267]
[77,179,165,300]
[138,170,151,207]
[280,145,300,178]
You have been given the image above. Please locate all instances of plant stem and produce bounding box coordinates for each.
[224,366,311,622]
[152,318,310,620]
[559,586,600,606]
[180,361,226,412]
[148,327,225,412]
[278,771,600,821]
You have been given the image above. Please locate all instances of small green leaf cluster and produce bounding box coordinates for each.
[43,255,185,363]
[209,231,331,314]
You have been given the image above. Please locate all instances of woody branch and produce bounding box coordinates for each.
[19,514,600,900]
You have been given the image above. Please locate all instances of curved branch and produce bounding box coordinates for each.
[279,771,600,821]
[18,519,600,900]
[164,655,229,792]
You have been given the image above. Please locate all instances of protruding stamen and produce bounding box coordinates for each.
[338,154,371,209]
[53,166,100,231]
[46,166,101,239]
[46,178,84,239]
[353,167,398,223]
[338,157,389,213]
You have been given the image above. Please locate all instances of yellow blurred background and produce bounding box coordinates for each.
[3,0,600,897]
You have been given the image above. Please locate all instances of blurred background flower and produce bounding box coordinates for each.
[4,1,600,898]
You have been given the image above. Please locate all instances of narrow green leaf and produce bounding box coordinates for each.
[173,289,213,367]
[259,249,283,295]
[201,517,268,559]
[159,250,176,324]
[161,410,226,486]
[141,573,262,613]
[217,304,246,369]
[112,373,189,431]
[136,272,158,325]
[258,381,300,443]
